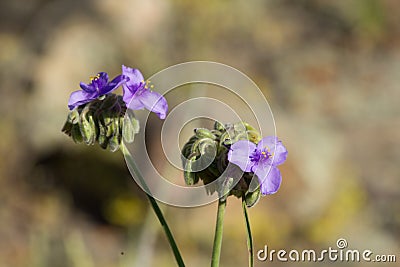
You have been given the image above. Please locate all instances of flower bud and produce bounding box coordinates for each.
[195,128,217,139]
[244,188,261,208]
[122,111,139,143]
[79,103,97,145]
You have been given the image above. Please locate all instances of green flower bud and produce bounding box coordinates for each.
[71,123,83,144]
[122,111,140,143]
[244,187,261,208]
[195,128,217,139]
[79,103,96,145]
[184,155,199,185]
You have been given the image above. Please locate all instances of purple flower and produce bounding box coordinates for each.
[228,136,288,195]
[122,65,168,119]
[68,72,128,110]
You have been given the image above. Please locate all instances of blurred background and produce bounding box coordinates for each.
[0,0,399,266]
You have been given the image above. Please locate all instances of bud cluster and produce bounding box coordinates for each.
[62,94,139,152]
[181,121,263,206]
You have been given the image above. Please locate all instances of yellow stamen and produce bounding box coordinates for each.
[90,74,100,82]
[142,79,154,90]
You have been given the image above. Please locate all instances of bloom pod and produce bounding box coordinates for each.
[184,154,199,185]
[108,135,120,152]
[220,131,232,146]
[71,123,83,143]
[122,112,140,143]
[181,136,197,160]
[243,122,257,132]
[214,121,225,132]
[197,139,217,169]
[61,108,80,136]
[244,188,261,208]
[108,118,119,152]
[79,104,97,145]
[67,108,80,124]
[108,116,120,152]
[195,128,217,140]
[103,111,114,139]
[98,112,109,149]
[246,130,261,144]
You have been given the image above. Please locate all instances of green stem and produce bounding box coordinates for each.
[121,144,185,267]
[211,200,227,267]
[242,198,254,267]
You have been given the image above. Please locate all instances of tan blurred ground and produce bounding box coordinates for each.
[0,0,399,266]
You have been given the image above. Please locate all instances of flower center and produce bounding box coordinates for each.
[90,74,100,82]
[141,80,154,90]
[90,74,103,92]
[249,147,271,163]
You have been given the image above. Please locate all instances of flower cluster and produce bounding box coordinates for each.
[181,121,287,206]
[68,65,168,118]
[62,65,168,151]
[62,65,289,265]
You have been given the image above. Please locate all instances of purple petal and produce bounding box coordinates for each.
[258,136,288,166]
[90,72,109,91]
[122,84,136,105]
[99,74,129,95]
[255,165,282,195]
[122,65,144,91]
[122,66,145,104]
[79,82,95,93]
[257,136,278,150]
[270,141,287,166]
[227,140,256,172]
[134,90,168,119]
[97,72,109,84]
[68,90,97,110]
[126,95,145,110]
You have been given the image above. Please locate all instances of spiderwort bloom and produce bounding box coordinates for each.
[228,136,287,195]
[122,65,168,119]
[68,72,128,110]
